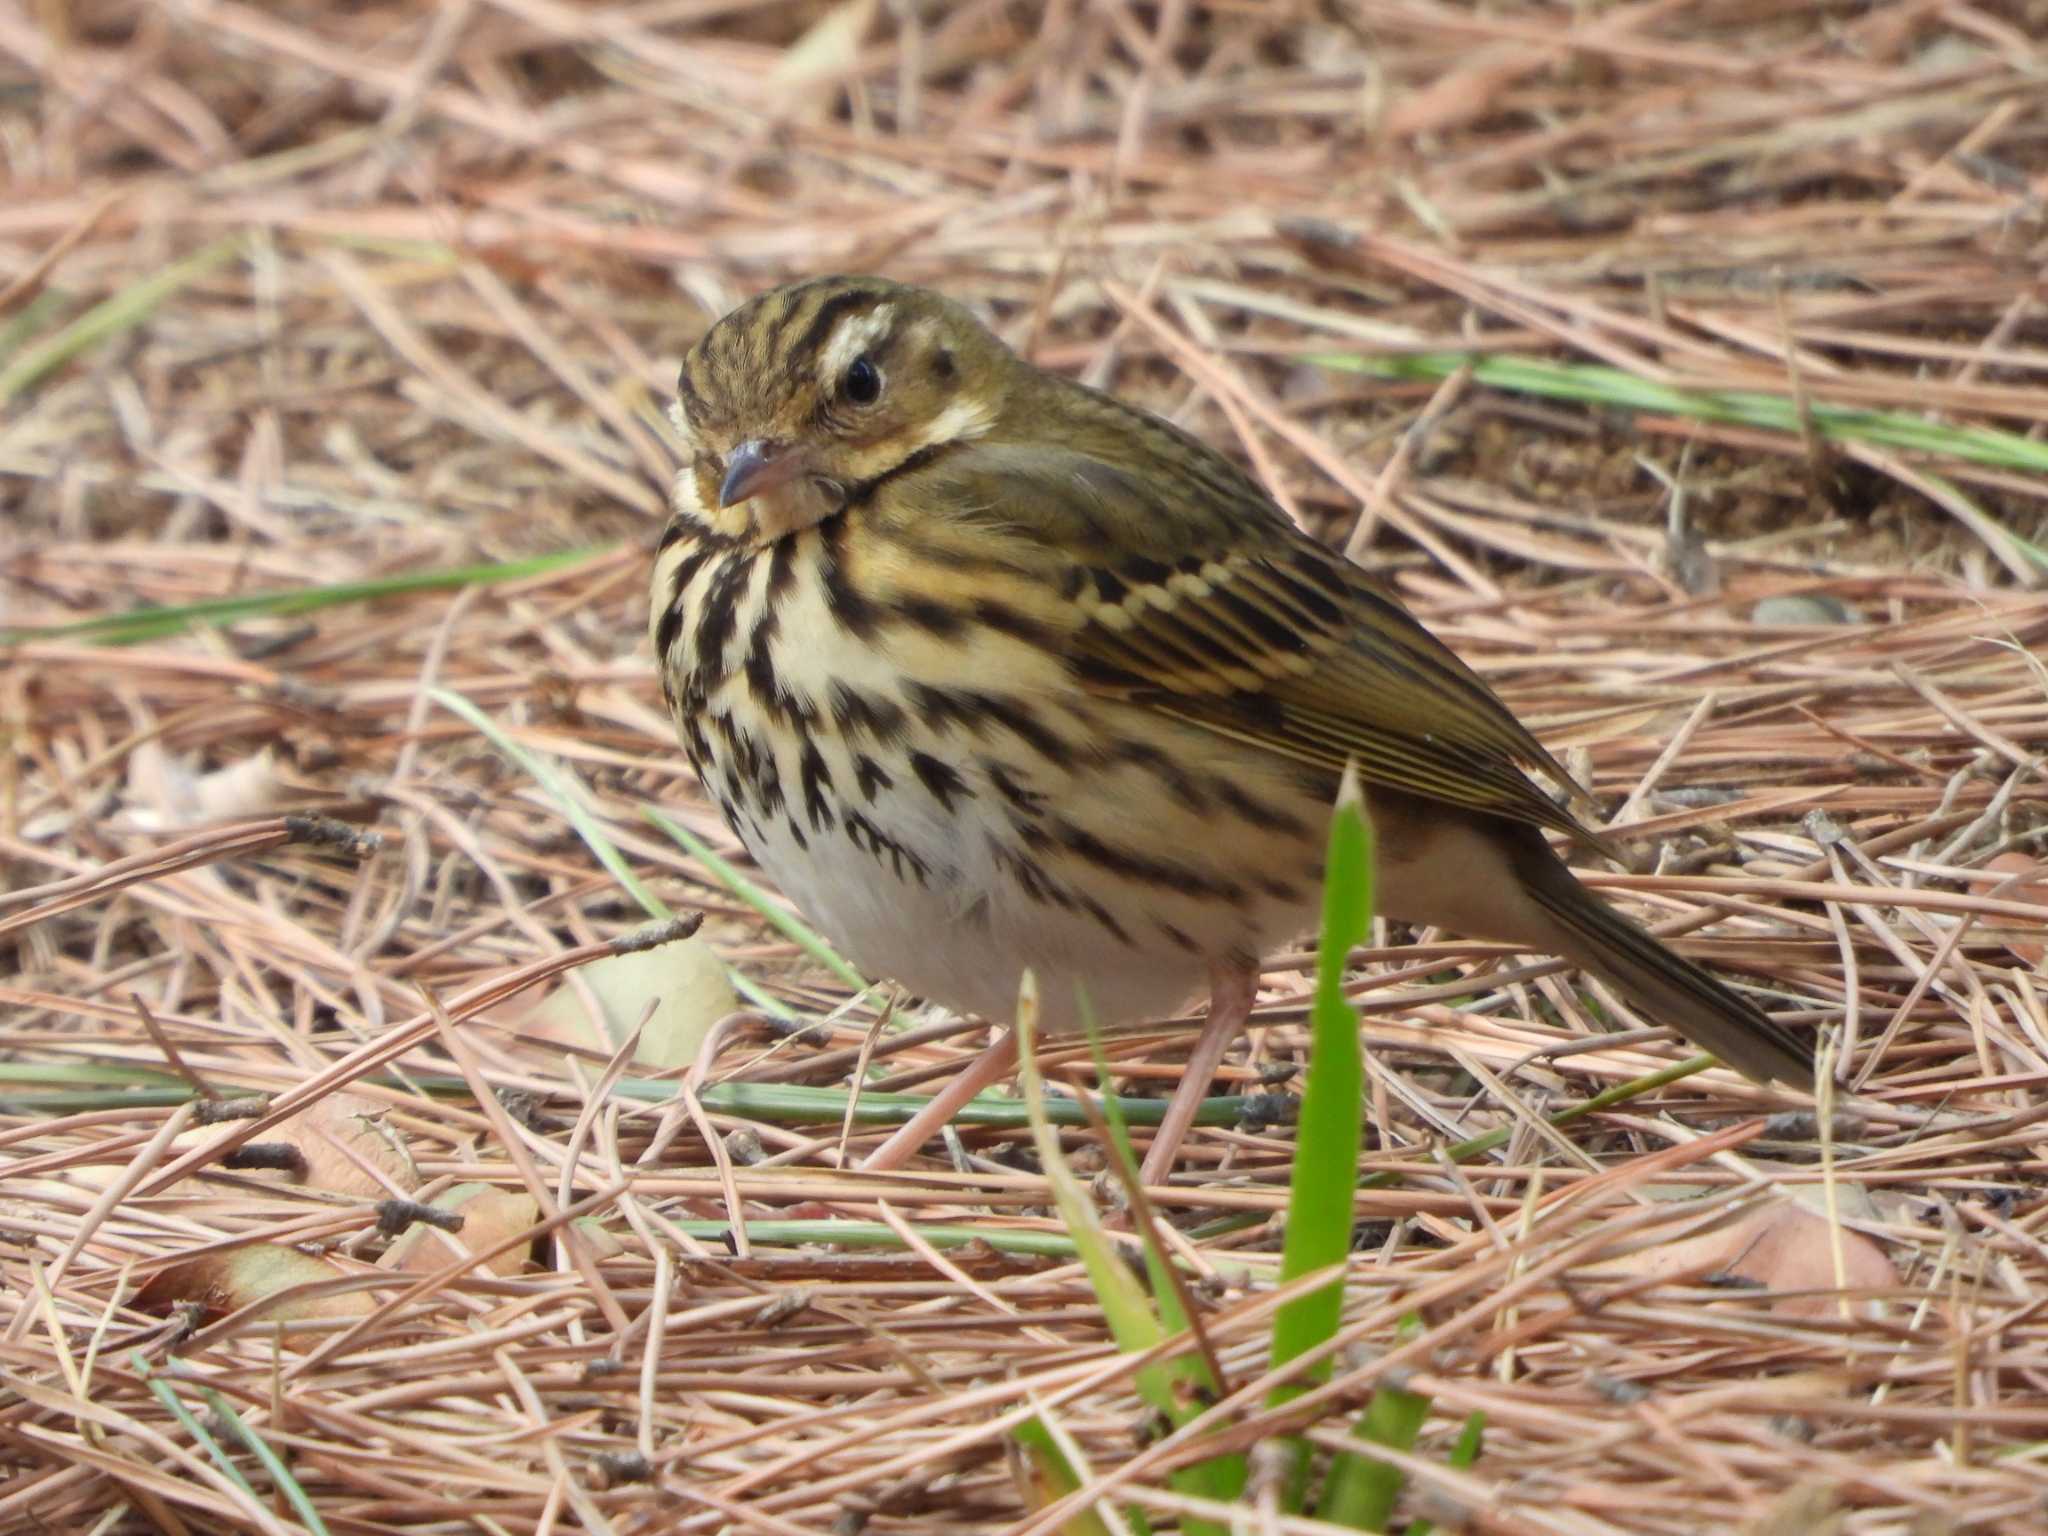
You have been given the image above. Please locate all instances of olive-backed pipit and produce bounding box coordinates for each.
[650,276,1809,1179]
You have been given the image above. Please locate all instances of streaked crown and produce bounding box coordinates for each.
[672,276,1014,542]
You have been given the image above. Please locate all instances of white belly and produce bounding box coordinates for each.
[736,757,1214,1030]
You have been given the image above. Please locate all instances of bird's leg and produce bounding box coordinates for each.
[1138,961,1257,1187]
[857,1029,1020,1171]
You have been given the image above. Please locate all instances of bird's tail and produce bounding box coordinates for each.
[1514,841,1813,1087]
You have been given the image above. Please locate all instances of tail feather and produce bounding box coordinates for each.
[1517,846,1813,1087]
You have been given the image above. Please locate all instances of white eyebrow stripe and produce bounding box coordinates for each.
[817,304,896,387]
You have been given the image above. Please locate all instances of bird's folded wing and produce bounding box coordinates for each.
[933,435,1597,844]
[1075,548,1590,838]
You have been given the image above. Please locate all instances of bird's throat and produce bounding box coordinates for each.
[687,472,845,545]
[742,476,847,543]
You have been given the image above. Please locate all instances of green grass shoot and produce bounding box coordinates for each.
[1004,779,1495,1531]
[132,1351,332,1536]
[645,805,866,988]
[1309,347,2048,478]
[438,686,804,1020]
[1015,976,1241,1534]
[0,236,248,405]
[1012,1418,1135,1536]
[434,687,668,922]
[1309,347,2047,573]
[0,548,614,648]
[1267,774,1374,1408]
[0,1065,1266,1129]
[1318,1315,1429,1529]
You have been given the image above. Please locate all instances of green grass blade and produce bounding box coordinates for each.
[1320,1316,1430,1530]
[1013,1417,1149,1536]
[0,1048,1680,1143]
[1078,1022,1195,1336]
[433,687,667,921]
[440,696,804,1021]
[1313,348,2048,574]
[0,1090,202,1112]
[1074,1025,1248,1506]
[1358,1054,1713,1191]
[1447,1413,1484,1467]
[133,1352,331,1534]
[0,548,612,648]
[0,289,67,367]
[1019,989,1239,1532]
[645,805,866,987]
[129,1354,266,1506]
[0,1073,1266,1127]
[1259,778,1375,1509]
[1270,783,1375,1388]
[669,1217,1087,1258]
[1017,976,1166,1359]
[443,627,867,1038]
[1310,348,2048,478]
[194,1385,332,1536]
[0,1062,187,1088]
[0,237,247,405]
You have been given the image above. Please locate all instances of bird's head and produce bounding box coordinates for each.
[670,276,1016,543]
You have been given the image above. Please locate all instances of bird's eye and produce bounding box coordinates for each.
[843,355,882,406]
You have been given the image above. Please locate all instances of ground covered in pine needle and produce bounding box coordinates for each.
[6,3,2048,1532]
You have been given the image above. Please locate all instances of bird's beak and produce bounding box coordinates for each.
[718,440,800,509]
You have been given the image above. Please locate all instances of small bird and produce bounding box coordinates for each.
[650,276,1810,1180]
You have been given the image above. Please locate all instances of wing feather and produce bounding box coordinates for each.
[921,420,1603,848]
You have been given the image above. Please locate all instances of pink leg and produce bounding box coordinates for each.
[1139,963,1258,1187]
[858,1031,1020,1170]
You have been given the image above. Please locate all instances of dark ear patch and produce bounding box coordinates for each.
[932,349,957,382]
